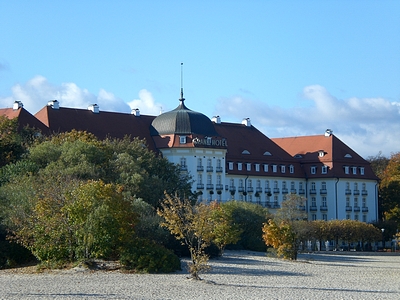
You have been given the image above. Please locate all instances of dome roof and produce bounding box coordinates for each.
[150,99,218,136]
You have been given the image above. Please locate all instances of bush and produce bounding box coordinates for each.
[120,238,181,273]
[0,240,35,269]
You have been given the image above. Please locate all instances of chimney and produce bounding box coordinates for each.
[325,129,333,137]
[131,108,140,117]
[13,101,23,110]
[88,104,99,114]
[242,118,251,127]
[47,100,59,109]
[211,116,221,124]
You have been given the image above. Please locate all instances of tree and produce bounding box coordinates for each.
[209,201,242,255]
[157,193,214,280]
[262,194,306,260]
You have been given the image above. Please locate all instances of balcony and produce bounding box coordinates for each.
[238,186,245,192]
[282,188,288,194]
[206,184,214,190]
[206,166,213,172]
[362,207,369,212]
[309,189,317,195]
[320,189,327,195]
[273,188,280,194]
[298,205,306,211]
[290,189,297,194]
[180,165,188,171]
[298,189,305,195]
[345,189,352,195]
[362,190,368,196]
[353,206,360,212]
[353,190,360,195]
[256,187,263,193]
[196,183,204,189]
[265,188,272,194]
[216,166,223,173]
[229,186,236,192]
[320,206,328,211]
[247,187,254,193]
[197,165,204,172]
[216,184,224,191]
[310,206,318,211]
[346,206,352,212]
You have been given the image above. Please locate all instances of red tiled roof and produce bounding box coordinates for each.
[0,107,48,133]
[214,122,303,177]
[35,106,158,151]
[272,135,378,180]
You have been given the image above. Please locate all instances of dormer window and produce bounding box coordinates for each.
[281,165,286,173]
[272,165,277,173]
[344,154,352,158]
[238,163,243,171]
[242,150,250,155]
[318,150,325,157]
[344,166,350,174]
[264,164,269,172]
[311,166,316,174]
[352,167,357,175]
[360,167,365,175]
[228,162,234,170]
[179,136,187,144]
[321,165,328,174]
[246,163,251,171]
[289,165,294,173]
[263,151,272,156]
[255,164,260,172]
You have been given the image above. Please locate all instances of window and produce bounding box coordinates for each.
[321,182,327,190]
[362,183,366,191]
[207,158,212,167]
[264,164,269,172]
[239,179,243,188]
[272,165,277,172]
[346,214,350,220]
[354,182,358,190]
[322,214,327,221]
[346,182,350,190]
[197,174,202,184]
[248,194,252,202]
[229,178,234,187]
[322,165,328,174]
[265,180,270,188]
[360,167,365,175]
[248,179,252,188]
[274,181,278,188]
[256,180,261,188]
[180,157,187,170]
[362,215,367,222]
[311,182,316,190]
[238,163,242,171]
[246,163,251,171]
[354,214,359,221]
[346,197,350,206]
[179,136,186,144]
[228,162,233,170]
[311,197,316,207]
[322,197,327,207]
[282,181,287,189]
[311,166,316,174]
[344,166,349,174]
[290,181,295,190]
[217,159,222,168]
[362,197,366,207]
[255,164,260,172]
[289,165,294,173]
[352,167,357,175]
[281,165,286,173]
[312,214,317,221]
[207,174,212,185]
[299,182,303,190]
[217,175,221,185]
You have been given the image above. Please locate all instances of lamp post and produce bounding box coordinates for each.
[381,228,385,251]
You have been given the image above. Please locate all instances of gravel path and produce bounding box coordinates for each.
[1,250,399,299]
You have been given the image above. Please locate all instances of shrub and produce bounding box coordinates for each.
[120,238,181,273]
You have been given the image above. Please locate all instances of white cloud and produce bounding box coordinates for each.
[215,85,400,158]
[127,89,164,116]
[0,75,130,114]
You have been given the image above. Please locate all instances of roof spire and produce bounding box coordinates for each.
[179,62,185,103]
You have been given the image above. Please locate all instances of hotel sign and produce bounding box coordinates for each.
[193,137,228,148]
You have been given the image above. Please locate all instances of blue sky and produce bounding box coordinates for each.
[1,0,399,158]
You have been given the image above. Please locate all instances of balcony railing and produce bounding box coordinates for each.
[309,189,317,195]
[290,189,297,194]
[320,189,327,194]
[216,184,224,191]
[298,189,305,195]
[353,190,360,195]
[273,188,280,194]
[310,206,318,211]
[238,186,244,192]
[206,166,213,172]
[196,183,204,189]
[282,188,288,194]
[298,205,306,211]
[353,206,360,212]
[180,165,188,171]
[206,184,214,190]
[362,190,368,196]
[362,207,369,212]
[197,165,204,171]
[229,186,236,192]
[320,206,328,211]
[346,206,352,212]
[345,189,352,195]
[265,188,272,194]
[247,187,254,193]
[216,166,223,173]
[256,187,263,193]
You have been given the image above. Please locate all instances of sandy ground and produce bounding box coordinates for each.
[0,250,399,299]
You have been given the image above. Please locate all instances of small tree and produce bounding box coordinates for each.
[262,219,297,259]
[157,193,214,280]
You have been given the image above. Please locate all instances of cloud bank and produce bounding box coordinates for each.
[216,85,400,158]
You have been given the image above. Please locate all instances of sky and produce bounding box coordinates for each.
[0,0,399,158]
